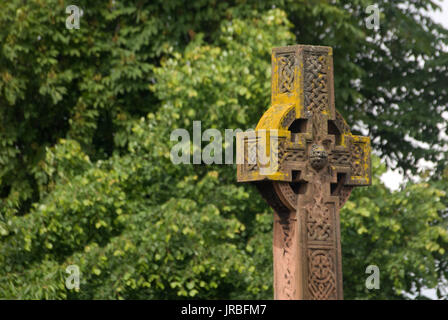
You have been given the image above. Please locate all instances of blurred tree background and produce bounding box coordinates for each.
[1,0,448,299]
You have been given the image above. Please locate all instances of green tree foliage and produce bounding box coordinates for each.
[0,0,447,299]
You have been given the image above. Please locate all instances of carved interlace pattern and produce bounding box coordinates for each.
[244,136,290,175]
[270,137,288,174]
[276,182,297,211]
[306,203,332,241]
[304,53,329,114]
[304,172,333,241]
[308,249,337,299]
[302,51,337,299]
[278,53,295,94]
[351,142,365,176]
[329,150,350,166]
[283,147,305,164]
[245,139,258,172]
[281,218,296,298]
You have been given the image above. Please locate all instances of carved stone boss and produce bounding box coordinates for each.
[236,45,371,300]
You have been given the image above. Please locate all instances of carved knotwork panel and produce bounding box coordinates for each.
[348,136,371,185]
[304,53,330,115]
[306,203,334,242]
[237,131,295,182]
[329,149,351,167]
[278,53,296,94]
[307,248,337,300]
[281,147,306,170]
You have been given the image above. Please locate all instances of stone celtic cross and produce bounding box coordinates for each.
[236,45,371,300]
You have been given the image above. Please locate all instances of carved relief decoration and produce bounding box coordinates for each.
[308,249,337,299]
[278,53,295,94]
[304,53,329,114]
